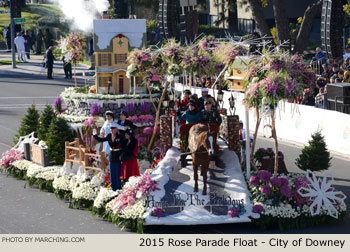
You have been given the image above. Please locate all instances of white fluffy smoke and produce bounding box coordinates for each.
[52,0,110,32]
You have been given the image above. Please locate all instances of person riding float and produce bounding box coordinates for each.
[200,100,222,126]
[177,101,200,124]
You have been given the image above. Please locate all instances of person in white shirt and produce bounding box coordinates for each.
[100,111,114,156]
[14,32,26,62]
[3,26,8,50]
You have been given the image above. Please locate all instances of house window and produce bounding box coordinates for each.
[114,53,127,64]
[135,76,143,86]
[98,76,112,88]
[98,53,112,66]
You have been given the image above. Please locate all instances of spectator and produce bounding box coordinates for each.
[45,46,55,79]
[312,47,326,64]
[301,90,315,106]
[344,71,350,83]
[5,25,11,51]
[338,71,344,82]
[342,57,350,71]
[14,32,26,63]
[62,56,72,79]
[44,28,53,49]
[331,64,340,78]
[23,31,31,60]
[29,30,36,54]
[2,25,8,50]
[36,29,43,55]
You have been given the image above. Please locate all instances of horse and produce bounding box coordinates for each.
[188,124,216,195]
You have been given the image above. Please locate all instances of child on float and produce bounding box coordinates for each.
[120,129,140,184]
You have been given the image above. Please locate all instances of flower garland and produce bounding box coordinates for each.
[0,149,24,169]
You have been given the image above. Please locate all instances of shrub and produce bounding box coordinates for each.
[38,104,56,141]
[14,104,40,144]
[295,131,332,172]
[46,117,74,165]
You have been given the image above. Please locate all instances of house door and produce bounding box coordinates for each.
[118,75,124,94]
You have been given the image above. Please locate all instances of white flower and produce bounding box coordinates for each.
[297,170,347,219]
[252,77,259,83]
[93,187,118,209]
[53,174,73,191]
[224,70,230,81]
[12,159,32,170]
[119,199,146,219]
[167,74,174,82]
[38,140,47,148]
[72,182,97,201]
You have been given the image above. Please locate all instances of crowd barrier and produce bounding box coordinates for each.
[175,83,350,157]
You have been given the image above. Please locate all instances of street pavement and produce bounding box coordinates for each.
[0,51,349,234]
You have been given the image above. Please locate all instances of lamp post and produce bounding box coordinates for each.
[229,93,236,115]
[162,98,169,115]
[107,80,111,94]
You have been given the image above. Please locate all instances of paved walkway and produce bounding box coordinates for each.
[0,50,94,84]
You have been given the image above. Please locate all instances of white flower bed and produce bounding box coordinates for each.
[119,199,146,220]
[61,87,157,101]
[58,113,89,123]
[12,160,33,170]
[53,174,74,191]
[35,169,60,181]
[72,182,98,201]
[93,187,118,209]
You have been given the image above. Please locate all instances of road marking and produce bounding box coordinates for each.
[0,141,12,148]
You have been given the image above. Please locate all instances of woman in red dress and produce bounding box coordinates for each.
[120,129,140,182]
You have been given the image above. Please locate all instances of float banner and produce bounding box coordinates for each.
[0,234,349,252]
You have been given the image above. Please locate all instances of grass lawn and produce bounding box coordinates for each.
[0,59,18,65]
[0,4,65,32]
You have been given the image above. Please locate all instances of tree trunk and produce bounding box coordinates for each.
[271,110,278,177]
[272,0,290,49]
[147,81,171,152]
[250,108,261,169]
[246,0,271,36]
[74,64,77,88]
[293,0,322,54]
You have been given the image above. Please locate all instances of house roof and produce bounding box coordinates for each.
[93,19,146,52]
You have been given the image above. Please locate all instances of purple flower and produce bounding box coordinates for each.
[249,176,260,186]
[227,207,240,218]
[140,102,151,114]
[252,204,264,213]
[124,101,136,116]
[270,177,282,187]
[90,103,101,116]
[280,185,292,197]
[279,177,289,187]
[151,207,165,218]
[260,185,271,195]
[54,96,64,114]
[257,170,271,182]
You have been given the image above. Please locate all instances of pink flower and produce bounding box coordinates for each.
[260,185,271,195]
[227,207,240,217]
[143,127,153,135]
[249,176,260,186]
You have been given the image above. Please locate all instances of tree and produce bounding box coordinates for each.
[296,131,332,172]
[14,105,40,144]
[38,105,56,142]
[272,0,290,48]
[46,117,74,165]
[293,0,322,54]
[246,0,271,36]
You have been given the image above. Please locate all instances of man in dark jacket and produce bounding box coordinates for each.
[200,101,222,126]
[93,122,124,191]
[46,46,55,79]
[44,28,53,49]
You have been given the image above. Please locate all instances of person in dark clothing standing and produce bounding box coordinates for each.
[93,122,124,191]
[23,31,31,59]
[117,111,136,136]
[44,28,53,49]
[200,101,222,126]
[5,25,11,51]
[62,56,72,79]
[46,46,55,79]
[120,129,140,183]
[36,29,43,55]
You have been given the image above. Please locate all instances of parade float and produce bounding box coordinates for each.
[0,33,347,233]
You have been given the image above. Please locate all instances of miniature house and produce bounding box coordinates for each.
[227,56,250,91]
[93,19,147,94]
